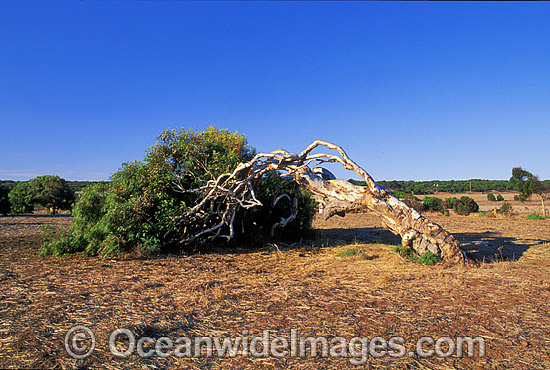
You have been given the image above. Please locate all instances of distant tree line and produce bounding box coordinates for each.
[0,180,106,194]
[348,179,544,195]
[0,176,86,215]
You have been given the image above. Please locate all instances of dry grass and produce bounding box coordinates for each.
[0,211,549,369]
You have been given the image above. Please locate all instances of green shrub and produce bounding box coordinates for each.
[391,244,411,257]
[498,202,513,215]
[458,196,479,215]
[514,195,525,202]
[444,196,479,215]
[487,193,496,201]
[422,197,445,213]
[409,251,439,265]
[391,244,439,265]
[445,197,459,210]
[496,194,504,201]
[41,127,315,257]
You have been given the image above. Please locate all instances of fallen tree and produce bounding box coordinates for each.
[173,140,474,265]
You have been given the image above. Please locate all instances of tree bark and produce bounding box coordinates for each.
[289,141,473,266]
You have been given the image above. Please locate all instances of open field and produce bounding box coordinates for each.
[1,208,550,369]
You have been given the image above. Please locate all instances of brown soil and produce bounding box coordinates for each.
[1,210,549,369]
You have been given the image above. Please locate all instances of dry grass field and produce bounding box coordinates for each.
[1,199,550,369]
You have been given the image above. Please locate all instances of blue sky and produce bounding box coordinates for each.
[1,1,549,182]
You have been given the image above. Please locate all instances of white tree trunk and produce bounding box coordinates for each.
[174,140,474,265]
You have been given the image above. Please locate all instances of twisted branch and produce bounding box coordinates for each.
[171,140,473,265]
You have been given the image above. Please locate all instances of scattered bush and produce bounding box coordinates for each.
[514,195,525,202]
[445,197,459,210]
[487,193,496,201]
[409,251,439,265]
[497,194,504,201]
[422,197,445,213]
[498,202,513,215]
[445,196,479,215]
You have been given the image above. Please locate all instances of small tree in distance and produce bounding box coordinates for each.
[29,175,75,214]
[8,182,35,214]
[510,167,549,217]
[8,175,75,214]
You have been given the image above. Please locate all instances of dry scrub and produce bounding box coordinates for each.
[1,211,549,369]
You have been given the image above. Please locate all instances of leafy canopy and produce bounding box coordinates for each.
[41,126,315,257]
[8,175,75,215]
[510,167,546,200]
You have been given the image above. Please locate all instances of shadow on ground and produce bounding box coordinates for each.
[453,231,548,262]
[313,227,547,263]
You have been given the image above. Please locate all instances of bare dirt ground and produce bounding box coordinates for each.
[1,208,549,369]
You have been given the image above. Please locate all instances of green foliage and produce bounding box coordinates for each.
[445,196,479,215]
[497,202,513,215]
[514,195,525,202]
[391,244,439,265]
[445,197,459,210]
[510,167,545,200]
[8,182,35,214]
[0,185,11,215]
[496,194,504,201]
[391,244,411,257]
[456,196,479,215]
[41,126,315,257]
[422,197,444,213]
[7,175,75,215]
[524,213,549,220]
[28,175,75,214]
[355,179,516,195]
[409,251,439,265]
[487,193,496,201]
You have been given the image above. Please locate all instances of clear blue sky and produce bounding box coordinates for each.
[1,1,549,182]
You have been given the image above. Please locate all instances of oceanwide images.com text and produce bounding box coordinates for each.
[66,326,486,365]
